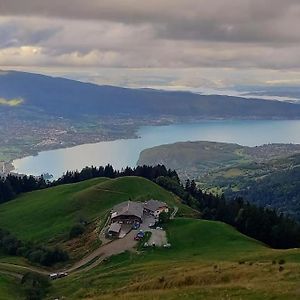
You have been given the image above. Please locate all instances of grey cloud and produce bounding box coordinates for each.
[1,0,300,74]
[0,19,60,48]
[1,0,300,44]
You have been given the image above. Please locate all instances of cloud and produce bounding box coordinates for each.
[1,0,300,88]
[1,0,300,44]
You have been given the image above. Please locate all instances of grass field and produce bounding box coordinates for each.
[0,274,22,300]
[0,176,194,243]
[48,218,300,300]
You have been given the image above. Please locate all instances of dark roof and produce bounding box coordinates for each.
[111,201,143,220]
[144,199,168,212]
[108,223,121,233]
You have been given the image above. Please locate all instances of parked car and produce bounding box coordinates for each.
[49,273,58,280]
[134,230,145,240]
[58,272,68,278]
[132,222,140,230]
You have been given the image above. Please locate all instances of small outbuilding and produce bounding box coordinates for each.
[108,222,121,237]
[144,199,169,218]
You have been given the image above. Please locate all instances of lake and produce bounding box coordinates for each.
[13,120,300,178]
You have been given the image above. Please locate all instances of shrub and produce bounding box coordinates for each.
[69,223,85,239]
[27,250,44,264]
[279,266,284,272]
[21,272,51,300]
[158,211,170,224]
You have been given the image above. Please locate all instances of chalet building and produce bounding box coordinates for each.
[111,201,144,224]
[144,199,169,218]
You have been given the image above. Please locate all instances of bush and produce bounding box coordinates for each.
[279,266,284,272]
[27,250,44,264]
[158,211,170,225]
[21,272,51,300]
[69,223,85,239]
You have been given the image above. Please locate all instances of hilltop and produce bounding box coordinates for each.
[0,176,194,244]
[138,141,300,178]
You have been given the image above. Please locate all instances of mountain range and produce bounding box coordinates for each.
[1,70,300,119]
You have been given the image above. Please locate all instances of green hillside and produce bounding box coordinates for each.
[50,218,300,299]
[0,274,22,300]
[162,219,266,260]
[1,178,300,299]
[0,176,194,243]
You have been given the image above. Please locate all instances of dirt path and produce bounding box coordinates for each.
[170,206,178,219]
[67,230,137,273]
[0,262,48,275]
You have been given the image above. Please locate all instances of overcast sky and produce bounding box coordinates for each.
[1,0,300,91]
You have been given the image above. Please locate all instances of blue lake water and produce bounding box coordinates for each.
[13,120,300,178]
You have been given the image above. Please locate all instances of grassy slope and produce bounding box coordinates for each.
[0,274,23,300]
[1,179,299,299]
[50,218,300,300]
[0,177,194,243]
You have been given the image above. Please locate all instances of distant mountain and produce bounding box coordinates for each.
[1,70,300,119]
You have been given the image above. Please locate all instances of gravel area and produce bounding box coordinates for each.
[148,229,167,247]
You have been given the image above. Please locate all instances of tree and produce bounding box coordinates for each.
[159,211,170,224]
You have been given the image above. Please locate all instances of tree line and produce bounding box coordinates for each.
[156,176,300,249]
[0,228,68,266]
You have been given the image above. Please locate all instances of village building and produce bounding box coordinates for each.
[144,199,169,218]
[110,199,169,224]
[111,201,144,224]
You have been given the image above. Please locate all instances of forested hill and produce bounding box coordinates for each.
[1,70,300,119]
[138,142,300,221]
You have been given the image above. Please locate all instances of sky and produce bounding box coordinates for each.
[1,0,300,94]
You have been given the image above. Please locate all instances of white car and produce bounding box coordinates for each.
[58,272,68,278]
[49,273,58,280]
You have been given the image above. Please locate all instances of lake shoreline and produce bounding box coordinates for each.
[8,119,300,179]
